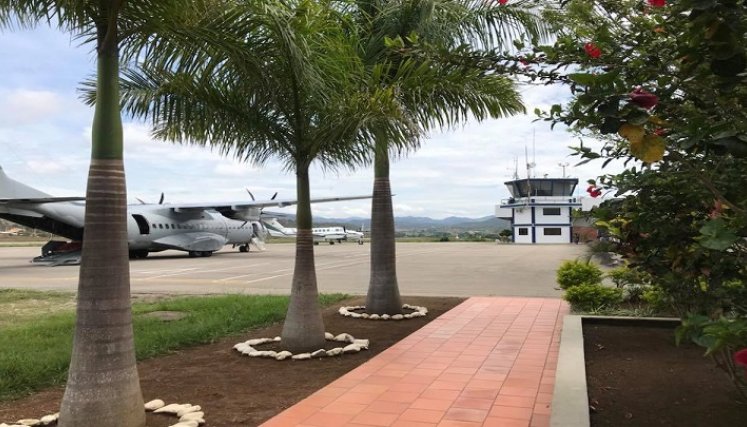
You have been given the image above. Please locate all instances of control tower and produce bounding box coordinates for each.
[496,178,581,244]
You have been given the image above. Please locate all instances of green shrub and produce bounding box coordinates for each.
[622,284,648,303]
[641,286,671,312]
[607,266,647,288]
[564,283,623,312]
[556,260,603,289]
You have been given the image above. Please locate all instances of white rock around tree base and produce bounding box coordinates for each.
[2,400,205,427]
[146,400,206,426]
[338,304,428,320]
[233,332,370,361]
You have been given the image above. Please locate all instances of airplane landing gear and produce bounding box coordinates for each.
[239,245,249,253]
[189,251,213,257]
[129,250,149,259]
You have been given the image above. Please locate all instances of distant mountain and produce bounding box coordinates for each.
[281,215,510,232]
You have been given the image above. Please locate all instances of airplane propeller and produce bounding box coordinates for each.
[241,189,279,227]
[135,192,165,205]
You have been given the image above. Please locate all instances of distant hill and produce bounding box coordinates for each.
[280,215,511,232]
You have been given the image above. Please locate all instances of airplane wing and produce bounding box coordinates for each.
[164,195,371,213]
[0,197,86,204]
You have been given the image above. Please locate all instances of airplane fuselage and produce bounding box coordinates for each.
[1,200,257,256]
[126,207,255,251]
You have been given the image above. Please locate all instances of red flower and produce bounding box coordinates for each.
[498,0,508,4]
[735,349,747,367]
[586,185,602,198]
[648,0,666,7]
[629,87,659,109]
[584,43,602,59]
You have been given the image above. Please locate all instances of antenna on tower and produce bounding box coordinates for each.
[525,145,536,180]
[558,162,570,178]
[525,146,534,198]
[532,129,536,178]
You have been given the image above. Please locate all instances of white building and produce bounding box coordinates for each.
[495,178,582,244]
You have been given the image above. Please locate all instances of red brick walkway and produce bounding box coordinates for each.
[261,297,567,427]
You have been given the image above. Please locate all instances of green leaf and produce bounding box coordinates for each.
[600,117,622,135]
[698,218,740,250]
[598,101,620,117]
[710,137,747,158]
[568,73,598,86]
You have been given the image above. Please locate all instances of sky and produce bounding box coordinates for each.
[0,27,615,219]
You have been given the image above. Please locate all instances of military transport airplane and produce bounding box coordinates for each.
[263,217,365,245]
[0,165,368,260]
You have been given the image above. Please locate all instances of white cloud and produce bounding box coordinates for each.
[0,89,63,124]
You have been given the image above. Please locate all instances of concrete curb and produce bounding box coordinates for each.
[551,315,589,427]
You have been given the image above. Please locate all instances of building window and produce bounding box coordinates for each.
[543,208,561,216]
[518,228,528,236]
[544,228,562,236]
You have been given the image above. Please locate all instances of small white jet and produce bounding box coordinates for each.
[0,165,368,261]
[263,217,365,245]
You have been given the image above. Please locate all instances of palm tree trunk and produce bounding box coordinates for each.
[281,162,326,353]
[59,18,145,427]
[366,139,402,315]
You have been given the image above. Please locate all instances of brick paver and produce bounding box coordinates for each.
[261,297,567,427]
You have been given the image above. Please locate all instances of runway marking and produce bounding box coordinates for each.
[215,266,293,282]
[239,259,367,285]
[145,268,200,280]
[212,249,440,284]
[139,263,269,280]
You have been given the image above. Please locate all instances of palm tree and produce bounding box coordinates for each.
[357,0,547,314]
[117,0,411,352]
[0,2,228,425]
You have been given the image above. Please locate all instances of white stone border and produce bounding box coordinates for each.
[338,304,428,320]
[233,332,369,361]
[1,401,205,427]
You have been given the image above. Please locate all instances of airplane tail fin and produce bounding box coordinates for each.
[0,165,52,200]
[262,217,291,236]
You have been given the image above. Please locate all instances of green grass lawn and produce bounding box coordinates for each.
[0,290,347,401]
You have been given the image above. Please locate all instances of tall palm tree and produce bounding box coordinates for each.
[117,0,411,352]
[0,2,229,425]
[357,0,547,314]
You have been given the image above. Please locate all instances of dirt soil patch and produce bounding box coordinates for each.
[584,323,747,427]
[0,296,464,426]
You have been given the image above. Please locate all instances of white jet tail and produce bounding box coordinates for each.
[0,165,52,199]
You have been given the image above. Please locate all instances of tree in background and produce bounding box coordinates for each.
[357,0,548,314]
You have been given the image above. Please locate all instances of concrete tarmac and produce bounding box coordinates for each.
[0,242,587,297]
